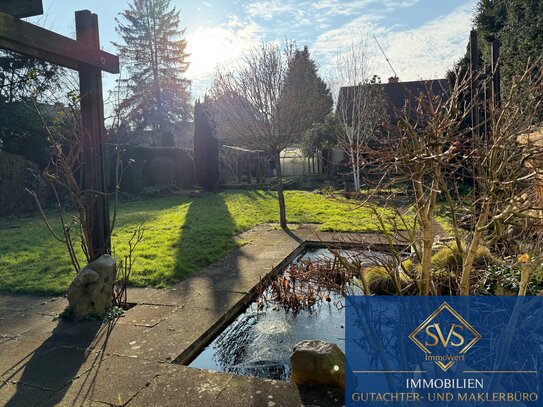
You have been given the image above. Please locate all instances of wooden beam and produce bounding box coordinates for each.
[0,11,119,73]
[0,0,43,18]
[76,10,111,259]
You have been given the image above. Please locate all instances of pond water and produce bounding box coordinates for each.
[188,248,385,381]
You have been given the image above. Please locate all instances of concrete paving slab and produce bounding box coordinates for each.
[94,322,192,363]
[235,243,273,258]
[0,381,56,407]
[16,319,104,350]
[32,297,68,316]
[0,294,50,311]
[174,274,258,298]
[117,304,176,327]
[51,355,164,406]
[256,250,295,260]
[126,288,184,306]
[208,265,277,293]
[210,375,344,407]
[43,398,110,407]
[164,306,224,338]
[86,323,150,355]
[0,312,55,337]
[177,290,246,310]
[4,345,102,392]
[172,275,218,294]
[0,308,19,319]
[0,339,51,382]
[127,365,234,407]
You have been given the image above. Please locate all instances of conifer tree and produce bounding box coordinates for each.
[193,99,219,190]
[474,0,543,86]
[282,46,333,135]
[114,0,191,146]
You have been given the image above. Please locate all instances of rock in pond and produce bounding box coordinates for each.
[290,340,345,389]
[67,254,116,319]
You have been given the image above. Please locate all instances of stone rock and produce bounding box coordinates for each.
[67,255,116,319]
[290,340,345,389]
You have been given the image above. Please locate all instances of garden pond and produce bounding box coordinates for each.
[189,247,390,381]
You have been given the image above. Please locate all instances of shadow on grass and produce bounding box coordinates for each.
[172,193,250,309]
[113,195,192,229]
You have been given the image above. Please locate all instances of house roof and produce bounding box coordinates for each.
[338,78,450,125]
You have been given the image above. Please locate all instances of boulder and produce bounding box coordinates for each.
[290,340,345,389]
[67,255,116,319]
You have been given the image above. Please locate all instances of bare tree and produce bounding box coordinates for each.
[369,77,469,295]
[445,65,543,295]
[335,39,385,193]
[210,42,328,228]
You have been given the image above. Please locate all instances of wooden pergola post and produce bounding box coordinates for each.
[76,10,111,259]
[469,29,480,138]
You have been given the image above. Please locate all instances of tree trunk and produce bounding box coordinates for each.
[412,172,437,296]
[349,145,360,192]
[459,202,490,295]
[420,219,433,295]
[275,150,287,229]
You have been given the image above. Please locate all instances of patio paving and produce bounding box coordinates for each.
[0,224,391,406]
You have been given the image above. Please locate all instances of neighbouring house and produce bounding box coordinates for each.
[332,77,450,187]
[337,76,450,127]
[215,78,451,182]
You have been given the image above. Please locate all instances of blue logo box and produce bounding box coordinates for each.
[345,297,542,406]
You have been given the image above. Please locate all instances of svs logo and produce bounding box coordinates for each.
[424,323,465,348]
[409,302,481,371]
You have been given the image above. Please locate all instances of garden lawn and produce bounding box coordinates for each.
[0,190,384,295]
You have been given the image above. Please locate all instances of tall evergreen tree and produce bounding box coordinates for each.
[114,0,191,147]
[0,51,58,102]
[193,99,219,190]
[281,46,333,138]
[474,0,543,85]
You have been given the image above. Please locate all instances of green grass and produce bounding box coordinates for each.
[0,190,385,295]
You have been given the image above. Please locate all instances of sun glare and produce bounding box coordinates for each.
[186,21,260,84]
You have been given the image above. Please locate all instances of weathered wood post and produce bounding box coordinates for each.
[76,10,111,260]
[469,29,480,138]
[491,40,501,109]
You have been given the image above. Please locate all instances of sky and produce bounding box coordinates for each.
[31,0,478,100]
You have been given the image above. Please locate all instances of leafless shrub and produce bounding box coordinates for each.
[112,223,144,309]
